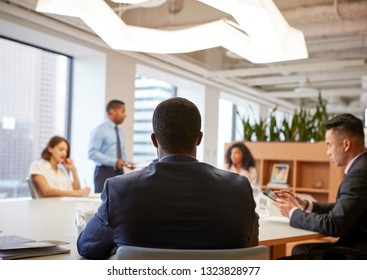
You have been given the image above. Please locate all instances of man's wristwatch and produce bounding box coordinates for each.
[302,200,309,212]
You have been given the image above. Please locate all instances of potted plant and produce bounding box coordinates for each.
[236,92,329,142]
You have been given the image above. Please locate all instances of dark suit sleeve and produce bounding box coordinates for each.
[77,181,115,259]
[290,164,367,237]
[312,202,335,214]
[248,212,259,246]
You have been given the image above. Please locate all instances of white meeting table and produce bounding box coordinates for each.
[0,197,325,260]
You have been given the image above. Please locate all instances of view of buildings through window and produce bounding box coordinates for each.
[133,75,176,164]
[0,37,71,198]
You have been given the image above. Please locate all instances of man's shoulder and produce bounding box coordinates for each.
[105,163,251,192]
[90,120,113,137]
[107,168,147,184]
[350,152,367,172]
[200,163,252,186]
[204,162,242,176]
[360,152,367,162]
[94,120,110,130]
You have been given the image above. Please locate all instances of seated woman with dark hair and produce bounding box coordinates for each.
[225,142,257,187]
[28,136,91,197]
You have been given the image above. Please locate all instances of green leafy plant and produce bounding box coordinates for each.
[297,107,313,142]
[268,106,280,141]
[253,116,267,141]
[311,92,328,141]
[236,109,254,141]
[236,93,329,142]
[280,112,299,141]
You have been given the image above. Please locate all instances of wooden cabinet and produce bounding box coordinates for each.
[230,141,344,202]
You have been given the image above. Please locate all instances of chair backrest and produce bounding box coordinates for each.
[116,245,270,260]
[26,177,39,199]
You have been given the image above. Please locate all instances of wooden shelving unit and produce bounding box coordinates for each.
[228,141,344,203]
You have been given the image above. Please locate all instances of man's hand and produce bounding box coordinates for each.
[125,162,136,170]
[273,199,295,217]
[116,159,136,170]
[274,189,307,209]
[115,159,126,169]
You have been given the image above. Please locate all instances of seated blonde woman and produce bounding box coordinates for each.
[29,136,91,197]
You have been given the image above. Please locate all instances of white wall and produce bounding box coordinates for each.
[105,52,136,170]
[71,54,106,187]
[202,86,220,166]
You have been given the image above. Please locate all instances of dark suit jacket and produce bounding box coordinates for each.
[291,152,367,248]
[77,155,259,259]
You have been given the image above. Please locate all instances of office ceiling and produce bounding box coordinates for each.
[2,0,367,117]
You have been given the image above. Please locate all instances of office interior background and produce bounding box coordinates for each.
[0,0,366,198]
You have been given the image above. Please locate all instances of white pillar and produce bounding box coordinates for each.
[105,52,136,166]
[203,86,220,166]
[70,53,106,187]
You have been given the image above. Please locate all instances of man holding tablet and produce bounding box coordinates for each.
[274,113,367,259]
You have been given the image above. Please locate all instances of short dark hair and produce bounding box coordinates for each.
[106,100,124,114]
[325,113,364,139]
[41,136,70,161]
[152,97,201,154]
[225,142,255,170]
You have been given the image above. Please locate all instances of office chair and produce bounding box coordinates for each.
[26,177,39,199]
[116,245,270,260]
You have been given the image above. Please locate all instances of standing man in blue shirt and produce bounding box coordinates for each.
[88,100,135,193]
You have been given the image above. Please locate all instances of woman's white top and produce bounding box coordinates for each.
[29,159,73,190]
[226,164,257,187]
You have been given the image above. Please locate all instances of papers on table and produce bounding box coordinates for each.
[0,235,70,260]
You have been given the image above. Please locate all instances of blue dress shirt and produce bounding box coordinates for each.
[88,119,127,167]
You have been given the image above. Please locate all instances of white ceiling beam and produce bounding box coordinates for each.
[307,39,367,53]
[271,80,361,90]
[240,69,367,86]
[327,106,364,115]
[282,1,367,25]
[261,87,362,99]
[206,59,365,78]
[214,77,299,111]
[297,18,367,38]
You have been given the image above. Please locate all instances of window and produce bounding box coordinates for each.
[0,37,71,198]
[217,93,259,168]
[133,75,176,164]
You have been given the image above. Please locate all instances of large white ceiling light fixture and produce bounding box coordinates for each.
[36,0,308,63]
[111,0,148,3]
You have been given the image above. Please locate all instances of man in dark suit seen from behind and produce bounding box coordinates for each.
[274,113,367,259]
[77,97,259,259]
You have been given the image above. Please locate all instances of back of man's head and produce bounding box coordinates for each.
[153,97,201,154]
